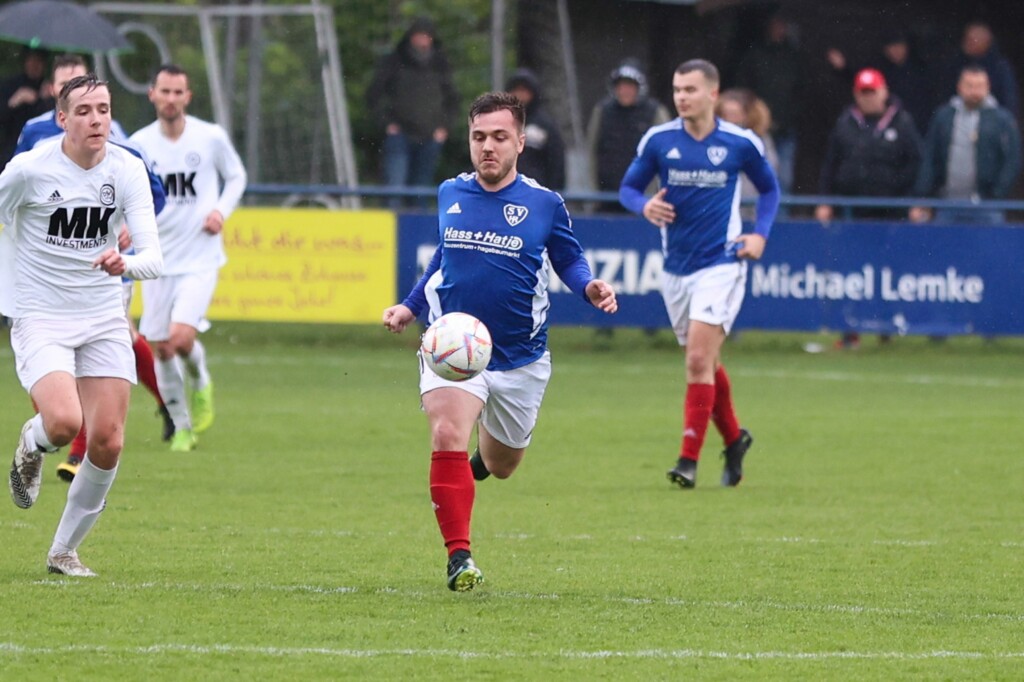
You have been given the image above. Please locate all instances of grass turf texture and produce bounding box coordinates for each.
[1,323,1022,680]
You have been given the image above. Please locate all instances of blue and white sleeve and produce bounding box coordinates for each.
[400,244,441,316]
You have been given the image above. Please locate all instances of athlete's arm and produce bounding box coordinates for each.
[212,128,248,220]
[546,202,600,303]
[400,243,442,316]
[744,151,780,239]
[117,160,162,280]
[618,149,659,216]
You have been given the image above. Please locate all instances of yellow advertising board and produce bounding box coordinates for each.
[131,208,396,323]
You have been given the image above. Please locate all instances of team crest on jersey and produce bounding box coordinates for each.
[185,152,201,168]
[503,204,528,227]
[706,146,728,166]
[99,184,115,206]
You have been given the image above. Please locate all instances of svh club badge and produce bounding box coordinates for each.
[503,204,528,227]
[706,146,728,166]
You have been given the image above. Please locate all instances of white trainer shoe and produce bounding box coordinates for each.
[9,421,43,509]
[47,551,97,577]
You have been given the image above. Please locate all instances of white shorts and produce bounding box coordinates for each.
[661,262,747,346]
[139,270,218,341]
[10,315,136,392]
[419,351,552,449]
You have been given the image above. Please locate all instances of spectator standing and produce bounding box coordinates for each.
[0,48,51,167]
[735,14,801,193]
[367,17,459,206]
[716,88,779,220]
[505,68,565,190]
[586,60,671,211]
[944,22,1018,117]
[816,68,922,223]
[826,30,941,133]
[911,65,1021,225]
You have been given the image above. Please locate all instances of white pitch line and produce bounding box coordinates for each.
[28,579,1024,623]
[0,642,1022,661]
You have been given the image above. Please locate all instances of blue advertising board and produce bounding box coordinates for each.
[397,214,1024,336]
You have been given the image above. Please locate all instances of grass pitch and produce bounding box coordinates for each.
[1,323,1022,680]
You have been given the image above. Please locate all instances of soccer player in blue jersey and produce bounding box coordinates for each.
[383,91,618,592]
[619,59,780,489]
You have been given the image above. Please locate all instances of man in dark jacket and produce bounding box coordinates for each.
[911,65,1021,225]
[586,60,671,211]
[816,68,922,222]
[367,17,459,204]
[944,22,1018,117]
[0,48,52,168]
[505,68,565,190]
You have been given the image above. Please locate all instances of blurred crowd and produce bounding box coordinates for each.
[3,14,1021,223]
[356,14,1021,223]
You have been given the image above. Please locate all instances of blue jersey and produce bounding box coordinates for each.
[620,118,779,277]
[402,173,595,371]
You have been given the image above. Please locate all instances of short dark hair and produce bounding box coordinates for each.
[58,73,109,112]
[675,59,720,87]
[468,91,525,131]
[152,63,189,85]
[53,54,87,76]
[960,64,989,80]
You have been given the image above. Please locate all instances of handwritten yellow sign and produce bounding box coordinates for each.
[131,208,396,323]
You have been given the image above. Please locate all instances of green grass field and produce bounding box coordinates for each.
[1,323,1022,680]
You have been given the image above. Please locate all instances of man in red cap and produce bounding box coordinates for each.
[815,67,922,348]
[815,68,921,223]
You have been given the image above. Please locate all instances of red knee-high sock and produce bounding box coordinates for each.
[681,383,715,461]
[430,450,475,557]
[712,365,742,447]
[133,335,164,406]
[69,424,87,459]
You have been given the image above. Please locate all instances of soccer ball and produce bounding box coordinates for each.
[420,312,493,381]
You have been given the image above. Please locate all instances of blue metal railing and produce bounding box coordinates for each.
[245,183,1024,217]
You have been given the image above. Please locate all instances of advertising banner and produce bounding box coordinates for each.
[398,214,1024,336]
[132,208,396,323]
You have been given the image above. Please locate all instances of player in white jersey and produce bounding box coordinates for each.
[620,59,780,489]
[14,53,175,481]
[383,92,617,591]
[130,64,247,452]
[0,74,162,577]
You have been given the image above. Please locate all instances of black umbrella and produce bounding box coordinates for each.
[0,0,131,53]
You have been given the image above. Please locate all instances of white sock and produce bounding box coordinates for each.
[29,413,58,453]
[156,356,192,430]
[184,339,211,391]
[50,456,117,554]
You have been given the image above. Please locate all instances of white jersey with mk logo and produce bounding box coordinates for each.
[0,139,160,319]
[130,115,247,276]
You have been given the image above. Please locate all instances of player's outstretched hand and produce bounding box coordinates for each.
[734,233,766,260]
[383,304,416,333]
[92,248,127,276]
[586,279,618,314]
[642,188,676,228]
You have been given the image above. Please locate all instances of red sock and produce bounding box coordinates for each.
[133,335,164,405]
[70,424,87,459]
[430,451,475,556]
[681,383,715,461]
[712,365,742,447]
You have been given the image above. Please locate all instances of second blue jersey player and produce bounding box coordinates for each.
[619,59,780,490]
[383,91,617,592]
